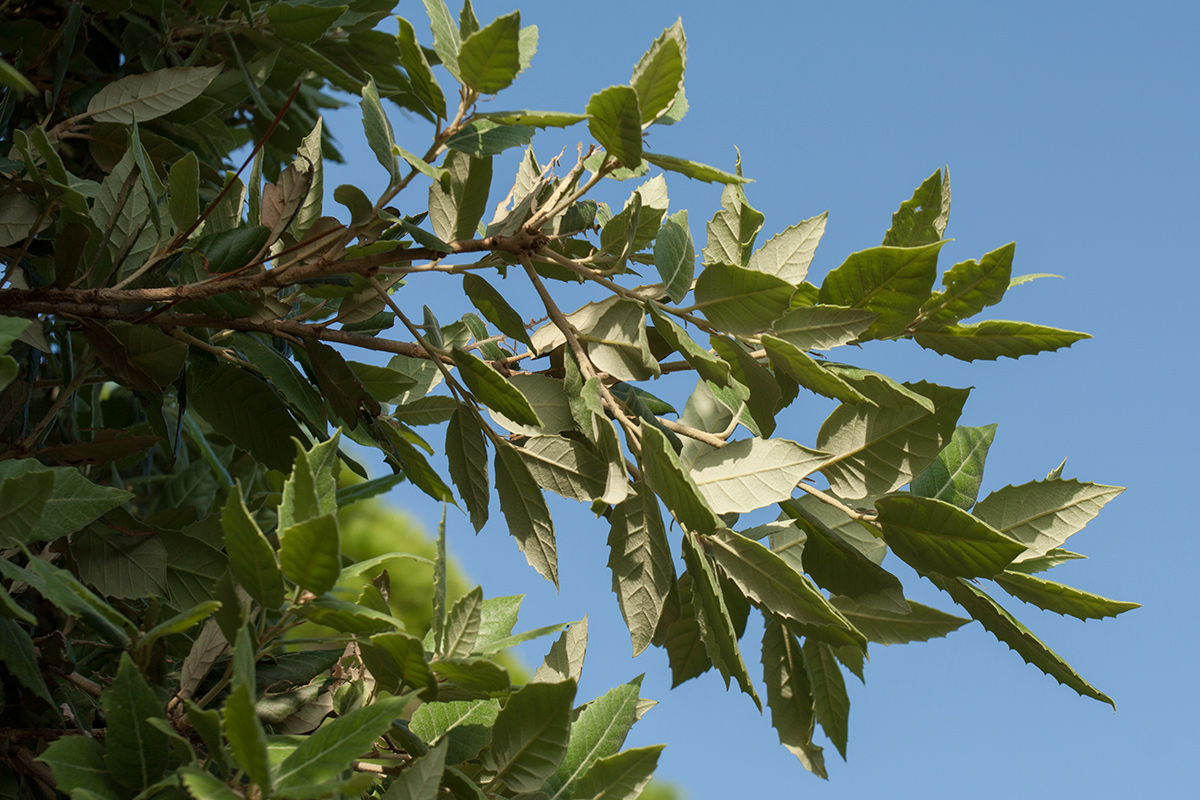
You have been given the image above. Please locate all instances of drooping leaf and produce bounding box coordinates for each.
[818,241,945,340]
[929,574,1114,707]
[762,335,868,405]
[421,0,462,79]
[488,373,574,436]
[874,495,1025,579]
[0,618,53,704]
[459,11,522,94]
[531,617,588,685]
[801,640,849,760]
[640,424,720,535]
[306,339,379,429]
[397,16,446,119]
[709,335,780,437]
[972,478,1124,561]
[883,166,950,247]
[483,680,577,794]
[463,273,533,347]
[993,571,1140,621]
[445,404,490,532]
[748,212,827,285]
[430,149,492,242]
[520,435,608,503]
[452,345,541,427]
[608,482,676,656]
[910,423,998,509]
[761,619,827,779]
[913,320,1091,361]
[830,596,968,645]
[87,65,221,123]
[495,441,558,587]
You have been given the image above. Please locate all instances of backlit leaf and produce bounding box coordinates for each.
[802,640,849,759]
[913,320,1091,361]
[693,263,794,336]
[452,346,541,427]
[972,478,1124,561]
[495,441,558,587]
[818,241,944,340]
[630,19,686,125]
[883,167,950,247]
[993,571,1140,621]
[910,423,997,510]
[748,212,827,285]
[87,65,221,123]
[587,86,643,168]
[915,242,1014,329]
[692,438,826,514]
[830,596,968,645]
[608,482,676,656]
[761,619,827,779]
[484,680,577,793]
[459,11,522,94]
[875,495,1024,578]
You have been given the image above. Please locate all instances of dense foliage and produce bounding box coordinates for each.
[0,0,1136,796]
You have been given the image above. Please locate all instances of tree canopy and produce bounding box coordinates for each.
[0,0,1135,797]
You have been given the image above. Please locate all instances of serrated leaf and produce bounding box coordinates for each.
[762,335,868,405]
[580,299,659,382]
[818,241,944,340]
[38,736,123,800]
[608,482,675,656]
[993,571,1139,620]
[531,617,588,685]
[278,513,340,596]
[647,305,734,389]
[224,682,272,796]
[691,438,826,514]
[693,262,794,336]
[817,381,969,498]
[770,304,879,351]
[378,421,457,503]
[362,631,436,697]
[0,618,52,704]
[830,596,968,645]
[913,320,1091,361]
[883,166,950,247]
[459,11,522,94]
[748,212,827,284]
[410,699,500,764]
[452,346,541,428]
[802,640,849,760]
[973,478,1123,561]
[587,85,643,168]
[87,65,221,123]
[421,0,462,79]
[876,495,1024,578]
[1005,548,1087,574]
[73,526,168,599]
[103,654,169,790]
[547,676,642,799]
[221,489,285,610]
[279,433,340,530]
[681,532,760,709]
[653,210,695,302]
[705,529,863,648]
[709,336,779,437]
[640,424,720,535]
[398,16,446,119]
[0,557,132,645]
[189,358,304,473]
[479,109,588,127]
[483,680,577,793]
[761,619,827,779]
[916,242,1014,329]
[463,273,533,347]
[911,423,997,509]
[446,404,490,532]
[704,182,764,265]
[572,745,664,800]
[930,574,1114,707]
[442,585,483,659]
[445,120,534,157]
[274,694,409,792]
[643,152,749,185]
[495,441,558,587]
[520,435,608,503]
[630,19,686,125]
[0,468,53,547]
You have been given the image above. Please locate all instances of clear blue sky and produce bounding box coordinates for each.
[323,1,1199,796]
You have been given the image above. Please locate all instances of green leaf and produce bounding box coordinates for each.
[647,305,733,389]
[430,656,511,694]
[442,586,483,659]
[1010,272,1063,288]
[705,529,863,648]
[445,120,534,157]
[643,152,750,185]
[409,699,500,764]
[483,680,577,793]
[86,65,221,123]
[224,683,272,796]
[421,0,462,79]
[178,766,243,800]
[38,736,123,800]
[883,166,950,247]
[802,640,849,760]
[640,424,720,535]
[710,335,780,437]
[681,532,760,709]
[291,117,325,238]
[445,404,490,531]
[279,432,340,530]
[972,478,1124,561]
[0,557,132,645]
[656,572,712,686]
[103,654,169,790]
[279,513,341,596]
[548,677,643,799]
[296,596,404,634]
[520,435,609,503]
[693,263,794,336]
[267,3,345,43]
[452,346,541,427]
[691,438,826,514]
[397,16,447,119]
[459,11,522,93]
[830,596,968,645]
[875,495,1025,578]
[915,242,1014,329]
[362,631,436,697]
[232,333,327,429]
[993,571,1140,621]
[761,619,827,779]
[106,322,187,387]
[818,241,945,340]
[930,574,1114,707]
[608,482,676,656]
[703,182,764,266]
[587,85,643,168]
[0,315,32,354]
[762,335,868,405]
[73,526,168,599]
[1005,548,1087,574]
[0,468,53,547]
[379,421,457,503]
[911,423,998,509]
[770,304,879,351]
[222,488,286,610]
[0,618,53,704]
[495,441,558,587]
[137,600,222,654]
[189,358,304,473]
[630,19,686,125]
[571,745,665,800]
[381,739,447,800]
[748,212,827,285]
[361,76,400,183]
[580,299,659,381]
[817,381,969,498]
[913,320,1092,361]
[0,58,35,95]
[274,694,409,792]
[463,273,533,347]
[652,210,695,303]
[478,110,587,128]
[394,395,457,426]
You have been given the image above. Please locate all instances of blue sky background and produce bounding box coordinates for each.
[321,1,1198,796]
